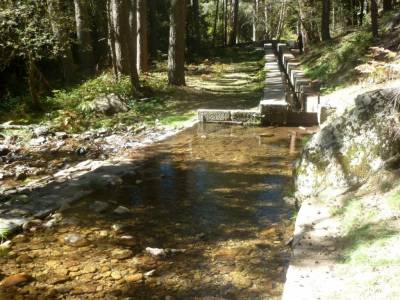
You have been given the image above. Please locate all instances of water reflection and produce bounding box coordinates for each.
[1,123,308,299]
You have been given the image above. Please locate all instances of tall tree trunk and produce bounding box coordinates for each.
[228,0,239,45]
[148,0,158,59]
[74,0,95,71]
[383,0,393,11]
[298,0,318,53]
[168,0,186,86]
[128,0,141,92]
[108,0,130,74]
[212,0,220,45]
[107,0,119,80]
[47,0,75,83]
[321,0,331,41]
[264,0,270,40]
[359,0,365,26]
[223,0,228,46]
[252,0,259,42]
[371,0,379,38]
[137,0,149,73]
[27,58,41,111]
[192,0,201,50]
[275,0,287,40]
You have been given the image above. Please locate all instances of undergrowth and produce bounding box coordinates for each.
[0,47,265,133]
[302,31,374,92]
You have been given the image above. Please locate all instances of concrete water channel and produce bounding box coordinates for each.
[0,123,313,299]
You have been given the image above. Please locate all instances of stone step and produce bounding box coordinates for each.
[197,109,261,124]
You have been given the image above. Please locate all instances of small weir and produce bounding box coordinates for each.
[198,42,328,126]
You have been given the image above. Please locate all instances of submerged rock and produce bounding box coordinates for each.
[295,88,400,200]
[0,273,31,287]
[90,201,109,214]
[63,234,89,247]
[111,249,133,260]
[145,247,186,257]
[113,206,131,214]
[0,145,10,156]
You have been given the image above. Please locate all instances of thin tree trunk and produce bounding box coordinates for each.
[168,0,186,86]
[212,0,220,45]
[371,0,379,38]
[264,0,270,40]
[148,0,158,59]
[297,0,311,53]
[192,0,201,50]
[359,0,365,26]
[228,0,239,45]
[321,0,331,41]
[252,0,259,42]
[224,0,228,46]
[275,0,287,40]
[128,0,141,92]
[297,0,319,52]
[47,0,75,83]
[107,0,119,80]
[74,0,95,71]
[383,0,393,11]
[110,0,130,74]
[137,0,149,73]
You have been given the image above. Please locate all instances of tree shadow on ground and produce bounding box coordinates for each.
[0,124,295,299]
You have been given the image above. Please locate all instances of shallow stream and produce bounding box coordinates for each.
[1,123,307,299]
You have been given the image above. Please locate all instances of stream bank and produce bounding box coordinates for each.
[0,119,198,238]
[283,87,400,299]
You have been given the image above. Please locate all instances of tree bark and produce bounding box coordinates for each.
[228,0,239,45]
[321,0,331,41]
[108,0,130,75]
[264,0,270,40]
[252,0,259,42]
[137,0,149,73]
[47,0,75,82]
[128,0,141,92]
[383,0,393,11]
[212,0,220,45]
[168,0,186,86]
[297,0,318,52]
[275,0,287,40]
[74,0,95,71]
[148,0,158,59]
[371,0,379,38]
[223,0,228,46]
[192,0,201,50]
[107,0,119,80]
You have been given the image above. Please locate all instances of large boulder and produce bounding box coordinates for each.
[89,93,128,115]
[295,88,400,200]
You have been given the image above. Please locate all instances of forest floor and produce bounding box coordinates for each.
[0,46,265,196]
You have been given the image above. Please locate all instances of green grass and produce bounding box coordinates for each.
[302,31,374,92]
[334,197,400,267]
[0,47,265,133]
[387,190,400,210]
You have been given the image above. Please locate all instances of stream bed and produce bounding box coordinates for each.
[0,123,306,299]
